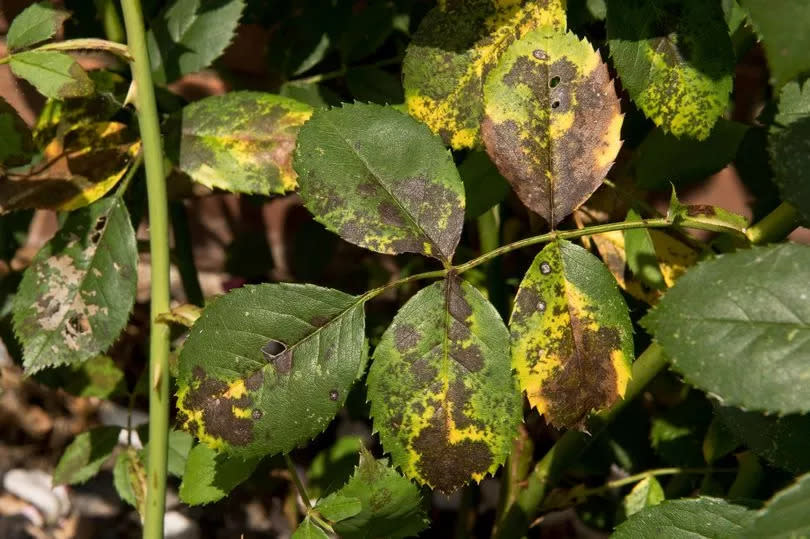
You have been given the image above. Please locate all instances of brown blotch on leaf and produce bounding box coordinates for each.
[394,323,421,353]
[685,204,717,217]
[411,414,493,493]
[378,201,406,226]
[448,379,484,430]
[245,370,264,391]
[183,367,254,446]
[310,315,330,327]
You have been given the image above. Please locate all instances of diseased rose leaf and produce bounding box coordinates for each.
[403,0,566,149]
[113,448,147,517]
[367,275,522,493]
[1,121,140,214]
[316,448,428,538]
[606,0,734,140]
[165,92,312,195]
[510,239,634,428]
[176,283,367,459]
[53,426,121,485]
[294,103,465,263]
[770,81,810,223]
[146,0,245,85]
[642,244,810,415]
[12,197,138,373]
[9,51,94,100]
[6,1,70,52]
[482,29,622,226]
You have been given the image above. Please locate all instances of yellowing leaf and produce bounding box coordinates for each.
[368,275,521,493]
[482,30,622,225]
[510,240,634,428]
[1,121,140,213]
[403,0,566,149]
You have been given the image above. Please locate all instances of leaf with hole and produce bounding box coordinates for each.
[53,426,121,485]
[146,0,245,85]
[166,92,312,195]
[316,448,428,538]
[178,443,260,505]
[613,497,755,538]
[770,81,810,223]
[510,239,634,428]
[482,29,622,225]
[606,0,734,139]
[6,1,70,51]
[176,283,367,458]
[294,103,465,264]
[1,121,140,214]
[9,51,94,100]
[403,0,566,149]
[367,274,521,493]
[643,244,810,415]
[12,197,138,373]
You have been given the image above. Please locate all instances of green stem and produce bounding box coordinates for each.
[169,202,204,307]
[97,0,126,43]
[285,454,313,509]
[119,2,170,538]
[292,56,402,85]
[745,202,802,244]
[494,344,669,539]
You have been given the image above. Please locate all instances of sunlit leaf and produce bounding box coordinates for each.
[294,103,465,264]
[1,121,140,213]
[403,0,566,149]
[740,0,810,88]
[113,448,147,517]
[614,498,754,538]
[6,1,69,52]
[606,0,734,139]
[770,80,810,223]
[147,0,245,85]
[292,518,329,539]
[643,244,810,415]
[156,303,202,328]
[9,51,94,99]
[176,284,367,458]
[482,29,622,225]
[622,476,665,519]
[12,197,138,373]
[166,92,312,195]
[35,354,126,399]
[178,443,260,505]
[510,239,634,428]
[53,426,121,485]
[368,275,521,493]
[316,448,428,538]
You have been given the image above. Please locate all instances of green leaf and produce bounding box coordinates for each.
[622,476,665,519]
[165,92,312,195]
[146,0,245,85]
[642,244,810,415]
[307,435,363,500]
[624,209,666,290]
[633,120,749,189]
[1,121,140,213]
[606,0,734,139]
[176,283,367,458]
[744,472,810,538]
[294,103,466,264]
[12,197,138,373]
[458,151,510,220]
[9,51,94,99]
[0,98,34,167]
[292,517,329,539]
[702,417,739,465]
[511,239,634,428]
[613,498,755,538]
[403,0,567,149]
[315,494,363,523]
[482,29,622,225]
[166,429,194,478]
[368,275,522,493]
[319,449,428,539]
[717,406,810,474]
[113,448,146,517]
[53,426,121,485]
[740,0,810,88]
[770,81,810,223]
[156,303,202,328]
[178,443,260,505]
[35,354,127,399]
[6,2,70,51]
